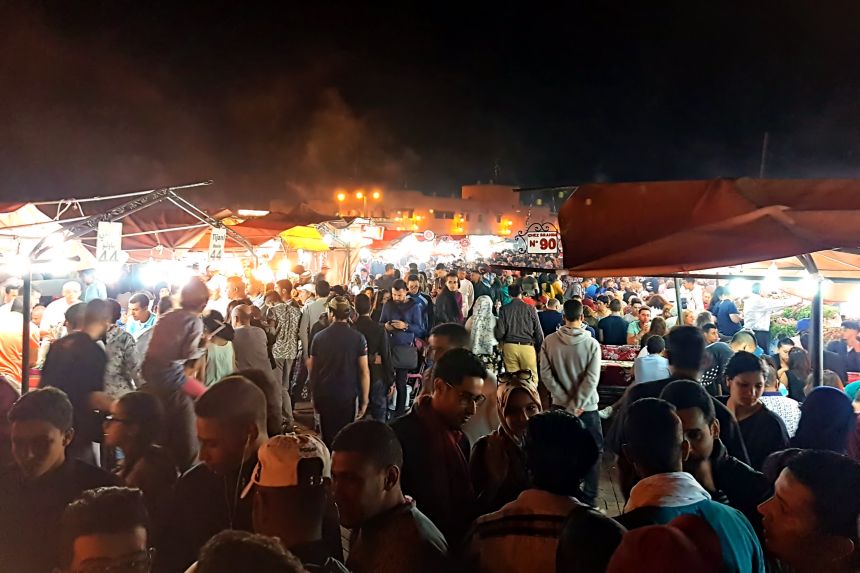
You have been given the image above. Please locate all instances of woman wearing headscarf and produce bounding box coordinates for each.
[791,386,856,453]
[466,295,498,370]
[470,374,542,514]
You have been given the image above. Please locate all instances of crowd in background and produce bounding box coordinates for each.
[0,258,859,572]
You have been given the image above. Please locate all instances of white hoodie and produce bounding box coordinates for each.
[539,325,601,412]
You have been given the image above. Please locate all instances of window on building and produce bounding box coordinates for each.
[536,198,543,206]
[464,213,471,222]
[496,215,502,223]
[434,210,455,220]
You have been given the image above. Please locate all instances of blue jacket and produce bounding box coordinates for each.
[379,299,426,345]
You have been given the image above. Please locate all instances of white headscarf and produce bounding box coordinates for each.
[470,295,497,355]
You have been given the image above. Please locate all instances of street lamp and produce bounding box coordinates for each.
[336,191,346,202]
[371,189,381,200]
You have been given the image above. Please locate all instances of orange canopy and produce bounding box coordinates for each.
[558,178,860,276]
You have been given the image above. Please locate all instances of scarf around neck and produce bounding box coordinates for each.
[625,471,711,513]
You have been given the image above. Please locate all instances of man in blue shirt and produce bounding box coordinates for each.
[126,292,156,336]
[633,336,670,384]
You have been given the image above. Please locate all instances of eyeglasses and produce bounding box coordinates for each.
[76,548,154,573]
[498,370,535,384]
[445,381,487,406]
[103,415,132,425]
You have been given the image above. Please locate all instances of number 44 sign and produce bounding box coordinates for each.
[525,231,560,254]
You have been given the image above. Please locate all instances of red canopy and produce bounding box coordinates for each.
[558,177,860,276]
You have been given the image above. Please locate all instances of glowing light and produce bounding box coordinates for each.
[253,265,275,284]
[237,209,270,217]
[371,189,381,200]
[763,262,780,292]
[95,263,122,285]
[728,278,752,297]
[336,191,347,202]
[355,190,365,200]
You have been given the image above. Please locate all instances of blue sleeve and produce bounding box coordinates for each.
[405,306,425,337]
[727,301,739,314]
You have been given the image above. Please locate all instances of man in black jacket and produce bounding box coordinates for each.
[0,388,117,573]
[391,348,487,548]
[660,379,771,534]
[607,326,749,497]
[159,377,269,572]
[354,294,394,422]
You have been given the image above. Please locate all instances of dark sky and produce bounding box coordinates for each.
[3,1,860,206]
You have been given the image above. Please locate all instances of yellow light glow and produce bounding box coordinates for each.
[371,189,381,200]
[336,192,346,202]
[355,190,365,199]
[415,215,422,220]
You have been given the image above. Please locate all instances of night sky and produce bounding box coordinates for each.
[3,1,860,205]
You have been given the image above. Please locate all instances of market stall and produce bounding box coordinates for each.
[558,177,860,385]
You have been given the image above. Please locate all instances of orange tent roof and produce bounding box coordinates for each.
[558,177,860,276]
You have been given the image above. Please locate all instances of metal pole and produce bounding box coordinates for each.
[673,278,684,324]
[21,270,32,393]
[759,131,770,178]
[810,278,824,387]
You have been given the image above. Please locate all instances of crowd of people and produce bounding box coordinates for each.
[0,262,859,573]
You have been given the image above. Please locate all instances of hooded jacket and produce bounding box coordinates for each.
[539,325,601,412]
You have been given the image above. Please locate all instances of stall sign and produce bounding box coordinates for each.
[208,227,227,261]
[525,231,560,254]
[96,222,123,263]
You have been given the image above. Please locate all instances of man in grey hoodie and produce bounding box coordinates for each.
[539,299,602,505]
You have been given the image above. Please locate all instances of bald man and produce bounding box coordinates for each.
[231,305,275,379]
[41,281,82,337]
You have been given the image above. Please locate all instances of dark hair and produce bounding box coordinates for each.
[665,326,705,371]
[761,448,803,483]
[385,263,395,271]
[702,322,717,333]
[332,420,403,469]
[508,283,522,298]
[10,296,24,314]
[435,263,446,271]
[276,279,293,293]
[563,299,583,321]
[596,295,609,305]
[786,450,860,545]
[725,351,764,380]
[60,487,150,568]
[391,279,407,292]
[129,292,150,309]
[84,299,110,326]
[446,272,458,280]
[315,280,331,298]
[523,410,598,496]
[730,330,757,349]
[608,299,622,313]
[777,337,795,349]
[116,392,165,445]
[556,508,626,573]
[8,387,73,432]
[195,376,267,431]
[623,398,681,474]
[196,530,304,573]
[106,299,123,324]
[264,290,281,304]
[788,347,811,378]
[406,274,420,283]
[429,322,470,349]
[432,348,487,387]
[234,370,281,436]
[842,320,860,332]
[660,379,716,423]
[355,293,372,315]
[331,285,346,297]
[156,295,174,315]
[65,302,88,330]
[646,335,665,355]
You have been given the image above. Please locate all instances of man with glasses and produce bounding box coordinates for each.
[392,347,488,547]
[57,487,152,573]
[0,388,117,573]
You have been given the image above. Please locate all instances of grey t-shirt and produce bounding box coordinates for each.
[232,325,272,373]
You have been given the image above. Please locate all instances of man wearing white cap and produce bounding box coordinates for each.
[248,433,349,572]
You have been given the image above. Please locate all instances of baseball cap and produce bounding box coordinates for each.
[298,284,315,294]
[796,318,811,333]
[241,433,331,498]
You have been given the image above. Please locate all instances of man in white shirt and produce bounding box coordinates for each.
[680,278,704,314]
[458,268,474,317]
[743,282,800,354]
[40,281,82,337]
